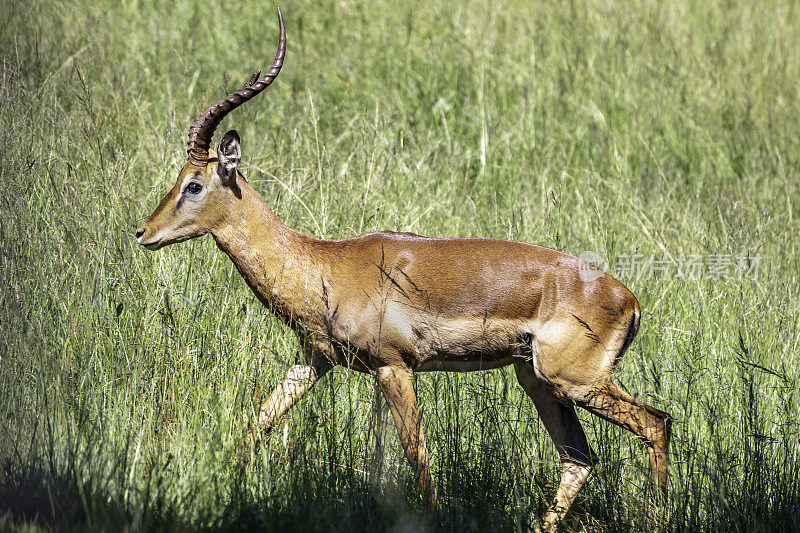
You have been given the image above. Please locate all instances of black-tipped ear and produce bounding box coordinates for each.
[217,130,241,182]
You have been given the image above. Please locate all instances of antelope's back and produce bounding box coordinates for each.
[326,231,631,318]
[318,232,637,371]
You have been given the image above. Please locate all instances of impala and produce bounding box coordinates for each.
[135,9,671,530]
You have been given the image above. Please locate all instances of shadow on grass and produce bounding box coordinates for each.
[0,452,522,532]
[0,455,195,531]
[2,442,800,531]
[215,455,526,532]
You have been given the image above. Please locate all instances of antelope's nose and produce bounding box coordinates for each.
[135,228,145,239]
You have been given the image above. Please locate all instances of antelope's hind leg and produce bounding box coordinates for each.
[581,380,671,501]
[514,361,597,532]
[249,362,330,446]
[376,365,437,507]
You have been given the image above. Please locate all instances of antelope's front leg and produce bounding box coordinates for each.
[249,362,330,446]
[375,364,437,507]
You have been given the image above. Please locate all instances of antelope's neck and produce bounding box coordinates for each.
[211,181,327,329]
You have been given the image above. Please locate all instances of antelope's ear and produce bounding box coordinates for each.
[217,130,241,183]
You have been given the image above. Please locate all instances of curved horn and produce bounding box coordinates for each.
[186,7,286,166]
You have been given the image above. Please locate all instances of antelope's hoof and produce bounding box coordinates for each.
[538,512,560,533]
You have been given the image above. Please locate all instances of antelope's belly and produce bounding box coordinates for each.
[399,312,530,372]
[329,300,535,370]
[414,355,518,372]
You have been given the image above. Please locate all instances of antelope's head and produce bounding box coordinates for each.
[136,8,285,251]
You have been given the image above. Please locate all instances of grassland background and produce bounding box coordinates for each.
[1,0,799,530]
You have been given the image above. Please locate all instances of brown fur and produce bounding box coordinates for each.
[137,147,669,531]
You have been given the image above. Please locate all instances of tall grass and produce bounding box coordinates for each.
[1,0,799,530]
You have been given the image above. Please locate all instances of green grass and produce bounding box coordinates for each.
[1,0,799,530]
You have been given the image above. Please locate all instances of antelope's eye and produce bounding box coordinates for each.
[185,182,203,195]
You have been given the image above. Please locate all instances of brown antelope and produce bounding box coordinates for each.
[135,9,671,530]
